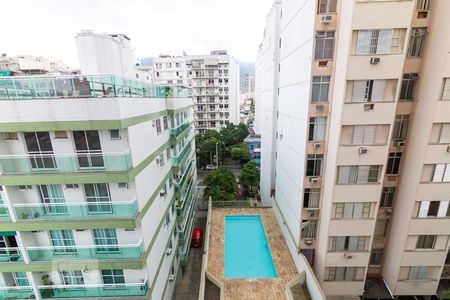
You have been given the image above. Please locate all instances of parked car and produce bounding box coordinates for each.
[202,164,217,171]
[191,227,203,248]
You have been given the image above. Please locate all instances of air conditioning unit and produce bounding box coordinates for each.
[370,57,381,64]
[344,252,353,259]
[359,147,368,154]
[313,143,321,149]
[305,240,313,245]
[168,274,175,281]
[315,104,324,112]
[160,192,166,197]
[309,177,319,183]
[364,103,375,111]
[166,248,172,255]
[387,175,397,182]
[394,140,405,147]
[321,15,333,23]
[308,211,316,217]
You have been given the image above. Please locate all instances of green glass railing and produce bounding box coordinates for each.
[170,122,190,139]
[0,204,11,221]
[0,75,190,100]
[175,160,194,192]
[177,179,194,212]
[0,248,24,262]
[0,151,132,175]
[172,142,192,167]
[0,286,35,299]
[178,191,195,234]
[38,281,148,298]
[27,241,144,261]
[13,199,138,221]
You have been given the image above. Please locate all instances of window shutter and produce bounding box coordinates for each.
[437,201,449,217]
[348,236,358,251]
[439,124,450,143]
[356,30,371,54]
[418,201,430,218]
[442,79,450,100]
[352,126,364,144]
[444,164,450,182]
[364,125,376,144]
[357,166,370,183]
[417,266,429,280]
[352,81,367,102]
[353,203,363,218]
[376,29,393,54]
[338,167,350,184]
[343,203,354,219]
[432,164,445,182]
[334,237,346,251]
[371,80,387,101]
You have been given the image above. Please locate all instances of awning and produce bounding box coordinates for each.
[0,231,16,236]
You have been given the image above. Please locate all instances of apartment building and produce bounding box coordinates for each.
[0,33,197,300]
[0,55,75,76]
[153,51,240,134]
[256,0,450,298]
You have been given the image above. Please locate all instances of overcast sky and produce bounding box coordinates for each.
[2,0,273,68]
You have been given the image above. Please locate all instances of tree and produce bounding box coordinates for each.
[221,123,249,147]
[239,161,260,195]
[198,137,219,166]
[203,167,238,202]
[230,145,251,166]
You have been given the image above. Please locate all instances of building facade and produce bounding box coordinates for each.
[0,55,75,76]
[0,34,196,300]
[152,51,241,134]
[257,0,450,298]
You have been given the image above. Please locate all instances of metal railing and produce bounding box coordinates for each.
[0,75,190,100]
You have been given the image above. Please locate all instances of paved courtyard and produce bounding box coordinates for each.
[207,208,310,300]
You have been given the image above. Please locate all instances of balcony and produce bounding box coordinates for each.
[27,240,144,261]
[175,160,194,192]
[177,180,194,219]
[38,279,148,298]
[0,202,11,221]
[178,194,195,241]
[0,151,132,175]
[0,247,24,262]
[0,286,35,299]
[172,142,192,167]
[0,75,190,100]
[13,199,138,221]
[170,122,190,139]
[178,210,195,263]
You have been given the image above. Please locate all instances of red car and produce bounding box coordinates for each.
[191,227,203,248]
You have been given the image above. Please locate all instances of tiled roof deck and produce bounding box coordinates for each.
[207,207,309,300]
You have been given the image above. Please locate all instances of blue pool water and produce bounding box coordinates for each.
[225,215,277,278]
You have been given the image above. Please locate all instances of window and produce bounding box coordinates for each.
[356,29,404,55]
[330,236,368,252]
[155,119,162,134]
[351,80,387,102]
[374,220,388,237]
[431,164,450,182]
[109,130,120,140]
[418,201,450,218]
[50,230,76,253]
[301,221,317,239]
[61,270,84,285]
[341,125,389,145]
[416,0,432,10]
[101,269,125,285]
[337,165,380,184]
[326,267,365,281]
[351,125,376,145]
[408,266,429,280]
[73,130,104,168]
[400,73,419,101]
[315,31,335,60]
[24,131,55,169]
[393,115,409,141]
[163,116,168,130]
[166,148,171,159]
[158,153,165,167]
[84,183,112,213]
[39,185,67,214]
[416,235,436,249]
[311,76,330,103]
[386,152,402,175]
[304,189,320,209]
[407,28,427,58]
[317,0,337,13]
[370,249,384,266]
[93,229,119,252]
[433,123,450,144]
[380,187,395,208]
[118,182,128,189]
[308,117,327,141]
[442,78,450,100]
[306,154,323,176]
[334,203,371,219]
[164,213,171,227]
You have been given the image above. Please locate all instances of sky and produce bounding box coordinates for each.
[2,0,273,68]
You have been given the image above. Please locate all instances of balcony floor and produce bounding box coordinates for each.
[207,208,306,300]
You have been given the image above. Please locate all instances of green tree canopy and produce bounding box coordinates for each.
[203,167,238,202]
[221,123,249,147]
[239,161,260,193]
[230,145,251,166]
[198,137,219,165]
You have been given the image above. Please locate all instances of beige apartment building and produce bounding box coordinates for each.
[256,0,450,298]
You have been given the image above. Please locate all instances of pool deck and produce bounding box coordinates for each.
[207,207,310,300]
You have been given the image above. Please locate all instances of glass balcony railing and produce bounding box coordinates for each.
[0,203,11,221]
[0,75,190,100]
[172,142,192,167]
[0,286,35,299]
[13,199,138,221]
[38,279,148,298]
[170,122,190,139]
[0,248,24,262]
[178,211,195,263]
[0,151,132,175]
[177,179,194,213]
[175,160,193,192]
[178,188,195,232]
[27,240,144,261]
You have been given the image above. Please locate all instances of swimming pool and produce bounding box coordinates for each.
[225,215,277,278]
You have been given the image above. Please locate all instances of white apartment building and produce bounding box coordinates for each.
[257,0,450,298]
[0,55,75,76]
[152,51,240,134]
[0,32,196,300]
